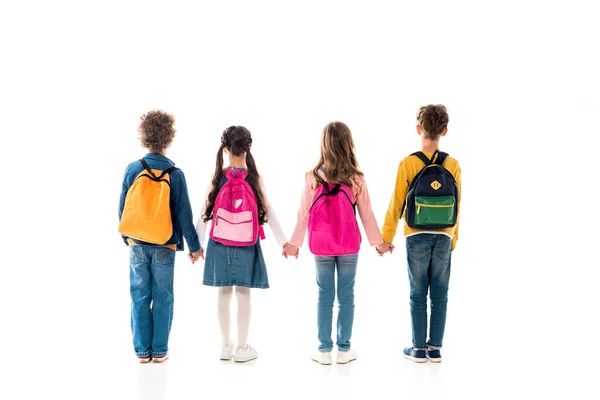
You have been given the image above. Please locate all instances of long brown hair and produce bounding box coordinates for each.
[202,126,268,225]
[312,121,363,188]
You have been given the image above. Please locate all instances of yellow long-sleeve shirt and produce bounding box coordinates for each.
[382,151,461,250]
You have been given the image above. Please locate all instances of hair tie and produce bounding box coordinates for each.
[221,128,229,146]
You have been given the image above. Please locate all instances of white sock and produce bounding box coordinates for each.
[235,286,251,349]
[218,287,233,346]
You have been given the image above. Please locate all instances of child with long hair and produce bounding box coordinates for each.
[284,121,393,365]
[196,126,287,363]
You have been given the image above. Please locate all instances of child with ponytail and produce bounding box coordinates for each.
[196,126,287,362]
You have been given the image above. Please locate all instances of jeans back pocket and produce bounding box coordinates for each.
[130,246,145,264]
[155,247,175,266]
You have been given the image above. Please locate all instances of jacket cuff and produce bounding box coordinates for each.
[186,234,201,253]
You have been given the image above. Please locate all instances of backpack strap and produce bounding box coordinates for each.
[433,152,449,166]
[157,166,178,179]
[139,159,179,180]
[411,151,432,166]
[226,167,248,180]
[412,150,448,166]
[309,182,356,214]
[327,183,356,209]
[139,158,157,178]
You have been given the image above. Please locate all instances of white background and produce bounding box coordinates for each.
[1,1,599,399]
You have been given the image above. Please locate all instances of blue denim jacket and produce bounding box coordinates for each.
[118,153,201,252]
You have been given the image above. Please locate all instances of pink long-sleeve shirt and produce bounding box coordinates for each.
[289,170,383,248]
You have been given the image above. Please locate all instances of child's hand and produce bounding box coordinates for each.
[376,242,395,256]
[282,242,299,259]
[189,248,205,264]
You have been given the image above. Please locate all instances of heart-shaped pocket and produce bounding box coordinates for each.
[233,199,243,209]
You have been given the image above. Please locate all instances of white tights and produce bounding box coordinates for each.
[218,287,251,349]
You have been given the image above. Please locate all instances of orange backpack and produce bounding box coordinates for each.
[118,159,177,245]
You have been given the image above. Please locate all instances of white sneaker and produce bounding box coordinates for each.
[152,354,169,363]
[336,349,357,364]
[234,345,258,363]
[311,351,332,365]
[220,343,234,360]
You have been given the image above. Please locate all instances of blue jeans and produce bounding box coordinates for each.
[406,234,452,349]
[129,246,176,357]
[314,254,358,352]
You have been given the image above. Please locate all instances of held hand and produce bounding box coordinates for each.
[376,242,395,257]
[282,242,299,259]
[189,248,205,264]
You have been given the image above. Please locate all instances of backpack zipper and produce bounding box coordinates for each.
[416,203,454,214]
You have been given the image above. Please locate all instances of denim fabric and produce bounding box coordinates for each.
[203,238,269,288]
[130,245,175,357]
[118,153,200,252]
[314,254,358,352]
[405,234,452,349]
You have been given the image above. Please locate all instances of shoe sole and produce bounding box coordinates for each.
[427,356,442,363]
[311,358,332,365]
[138,358,152,364]
[153,357,169,363]
[404,354,427,363]
[234,356,257,363]
[336,358,357,364]
[220,356,234,361]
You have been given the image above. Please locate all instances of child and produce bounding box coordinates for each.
[196,126,287,363]
[118,110,203,363]
[380,104,461,363]
[284,121,391,365]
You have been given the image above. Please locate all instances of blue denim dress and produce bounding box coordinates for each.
[202,170,269,289]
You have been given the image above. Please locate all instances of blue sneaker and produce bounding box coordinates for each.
[426,348,442,363]
[403,347,427,363]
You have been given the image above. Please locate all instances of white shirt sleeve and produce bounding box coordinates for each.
[195,183,212,248]
[261,178,287,246]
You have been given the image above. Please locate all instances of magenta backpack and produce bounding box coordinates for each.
[209,169,259,246]
[307,181,362,256]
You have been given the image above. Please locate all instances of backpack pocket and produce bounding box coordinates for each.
[213,208,254,243]
[414,195,455,226]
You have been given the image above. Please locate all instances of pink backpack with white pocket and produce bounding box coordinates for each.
[307,181,362,256]
[209,169,259,246]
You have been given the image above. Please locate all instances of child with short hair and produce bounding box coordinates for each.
[380,104,461,363]
[119,110,203,363]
